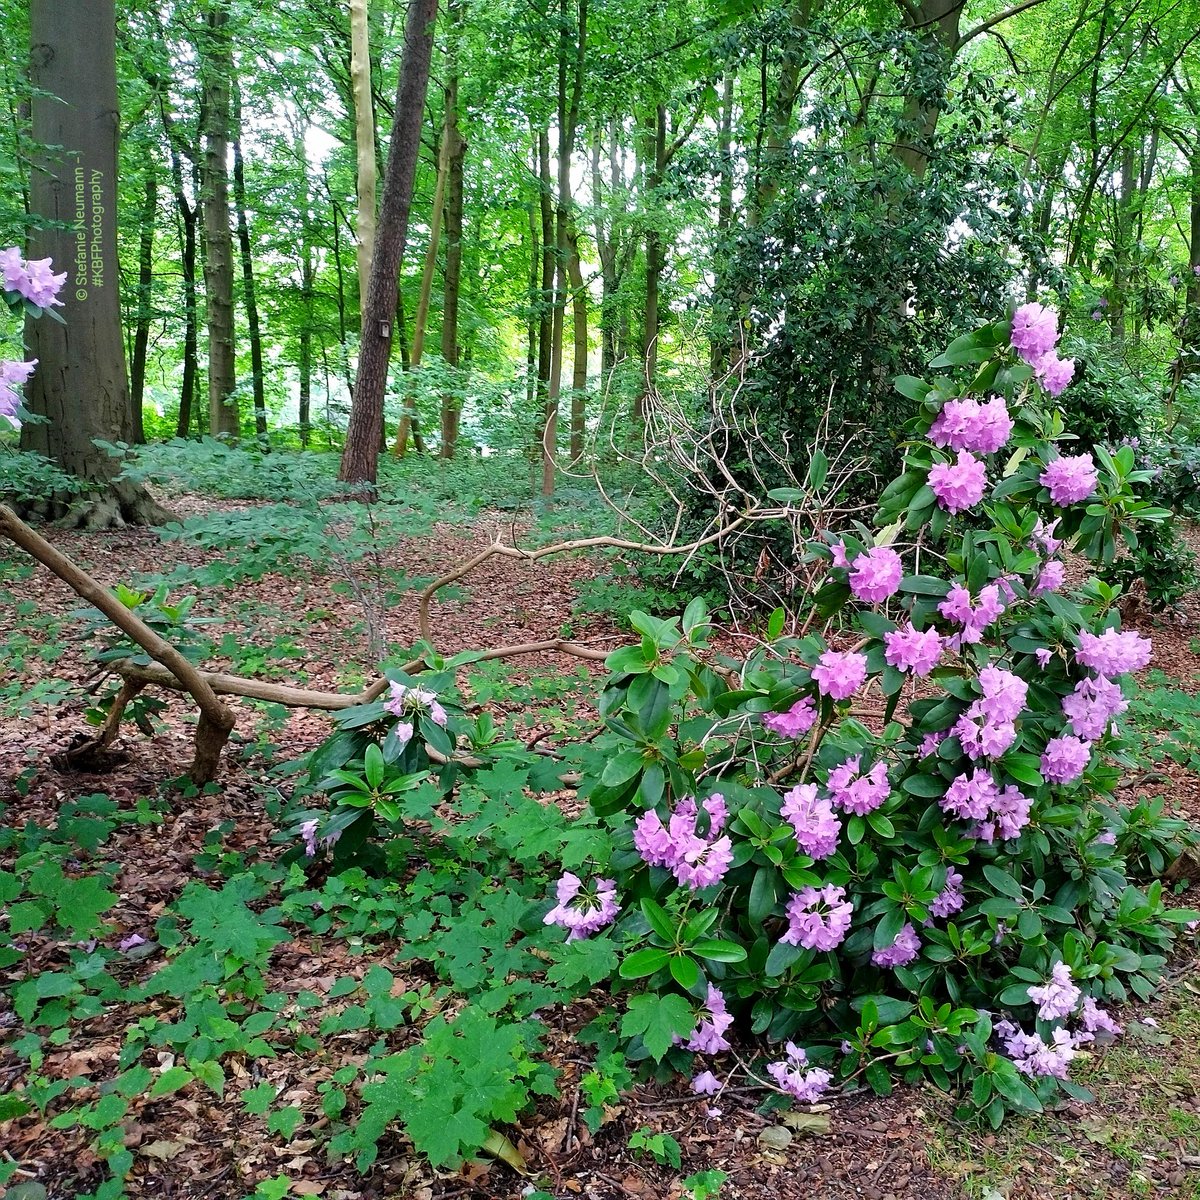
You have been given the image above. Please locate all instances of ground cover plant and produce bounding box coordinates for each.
[3,251,1200,1198]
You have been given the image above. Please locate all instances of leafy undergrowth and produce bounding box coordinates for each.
[1,496,1200,1199]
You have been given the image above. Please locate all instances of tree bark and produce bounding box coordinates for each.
[20,0,170,527]
[339,0,438,487]
[199,1,239,438]
[349,0,377,337]
[439,60,466,460]
[638,104,666,420]
[232,82,267,438]
[567,220,587,464]
[129,158,156,445]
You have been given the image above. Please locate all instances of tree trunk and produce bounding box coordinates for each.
[439,43,466,460]
[19,0,170,527]
[349,0,377,336]
[199,2,239,439]
[638,104,666,420]
[567,221,587,465]
[535,126,554,470]
[710,74,734,376]
[526,159,540,411]
[161,103,200,439]
[300,237,314,447]
[338,0,438,487]
[129,158,156,445]
[232,82,267,438]
[393,132,449,457]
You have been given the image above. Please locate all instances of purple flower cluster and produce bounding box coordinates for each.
[928,451,988,514]
[1040,453,1098,506]
[1075,628,1152,677]
[384,682,449,752]
[938,582,1006,646]
[634,795,734,890]
[686,984,734,1053]
[953,666,1027,761]
[1062,676,1127,740]
[1033,516,1063,555]
[780,784,840,860]
[929,395,1013,455]
[940,768,999,821]
[781,884,853,951]
[762,696,818,739]
[1040,734,1091,784]
[1081,996,1122,1036]
[766,1043,832,1103]
[544,872,620,941]
[0,358,36,423]
[972,784,1032,843]
[928,867,965,917]
[811,649,869,701]
[848,545,904,604]
[1010,302,1075,397]
[1,247,66,309]
[997,1021,1082,1079]
[884,622,943,676]
[1028,961,1081,1020]
[871,922,921,968]
[1032,559,1066,596]
[827,755,891,815]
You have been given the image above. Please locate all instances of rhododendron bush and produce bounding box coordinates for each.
[539,306,1198,1125]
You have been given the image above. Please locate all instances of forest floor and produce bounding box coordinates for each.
[2,484,1200,1200]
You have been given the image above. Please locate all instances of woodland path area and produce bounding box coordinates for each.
[1,495,1199,1200]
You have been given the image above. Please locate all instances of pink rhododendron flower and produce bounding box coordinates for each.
[781,884,853,951]
[848,544,904,603]
[634,797,733,890]
[941,768,999,821]
[918,731,947,758]
[692,1070,722,1095]
[766,1043,832,1103]
[929,395,1013,455]
[1033,559,1066,595]
[1080,996,1121,1036]
[544,872,620,941]
[998,1021,1080,1079]
[1010,302,1060,362]
[977,665,1027,723]
[827,756,890,815]
[1041,734,1091,784]
[686,984,734,1054]
[762,697,818,739]
[1062,676,1127,740]
[939,582,1006,646]
[928,451,987,514]
[780,783,840,860]
[1075,628,1152,677]
[384,682,449,727]
[1032,352,1076,396]
[1035,648,1053,668]
[811,649,869,700]
[1039,453,1098,506]
[0,358,36,422]
[954,708,1017,760]
[1028,961,1081,1021]
[1,248,66,308]
[1033,517,1063,556]
[872,922,921,968]
[884,622,943,676]
[976,784,1032,842]
[830,540,850,568]
[929,867,965,918]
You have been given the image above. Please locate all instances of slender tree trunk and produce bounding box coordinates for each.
[129,159,156,444]
[199,2,239,438]
[299,238,313,447]
[349,0,377,334]
[232,83,267,438]
[567,220,587,464]
[20,0,170,526]
[638,104,666,420]
[393,133,448,456]
[439,38,466,460]
[710,74,734,376]
[338,0,438,486]
[526,165,540,411]
[1167,136,1200,421]
[535,126,554,468]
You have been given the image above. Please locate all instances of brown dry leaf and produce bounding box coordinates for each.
[291,1183,325,1196]
[758,1125,793,1150]
[141,1139,191,1161]
[780,1110,832,1136]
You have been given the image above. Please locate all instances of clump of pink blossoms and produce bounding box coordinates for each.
[780,784,840,860]
[1040,453,1098,506]
[686,984,734,1054]
[634,795,734,890]
[1062,676,1128,740]
[928,451,987,514]
[929,395,1013,455]
[1040,734,1092,784]
[781,884,853,951]
[848,545,904,604]
[811,649,869,701]
[761,696,818,739]
[928,867,965,917]
[1010,302,1075,397]
[827,756,890,815]
[0,359,36,423]
[1027,961,1081,1021]
[1075,628,1152,678]
[871,922,921,968]
[1,246,67,309]
[766,1043,832,1103]
[884,622,943,676]
[544,872,620,941]
[939,581,1006,646]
